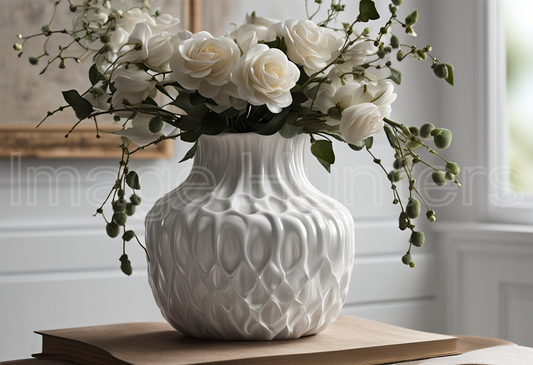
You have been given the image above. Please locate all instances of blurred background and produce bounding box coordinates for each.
[1,0,533,361]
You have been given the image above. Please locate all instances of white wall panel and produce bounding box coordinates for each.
[341,298,438,333]
[0,272,164,361]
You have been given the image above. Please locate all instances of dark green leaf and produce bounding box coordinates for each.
[218,107,239,118]
[89,64,99,86]
[190,92,207,106]
[387,67,402,85]
[177,115,201,131]
[279,122,303,139]
[180,131,201,142]
[179,140,198,163]
[296,65,310,85]
[155,82,172,99]
[349,143,365,151]
[256,107,291,135]
[170,92,208,119]
[316,157,331,173]
[291,91,308,104]
[125,171,141,190]
[445,63,454,86]
[278,36,287,53]
[383,125,400,149]
[109,82,117,94]
[263,36,286,52]
[143,97,158,106]
[358,0,380,22]
[364,136,374,149]
[197,112,227,135]
[62,90,94,120]
[311,139,335,164]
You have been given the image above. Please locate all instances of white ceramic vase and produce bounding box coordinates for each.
[145,132,355,340]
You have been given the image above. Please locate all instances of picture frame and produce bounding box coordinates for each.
[0,0,202,159]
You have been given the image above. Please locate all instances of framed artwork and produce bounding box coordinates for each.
[0,0,201,159]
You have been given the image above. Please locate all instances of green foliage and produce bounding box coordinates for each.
[387,67,402,85]
[358,0,380,22]
[405,10,418,26]
[445,63,455,86]
[311,139,335,172]
[89,64,99,85]
[179,140,198,163]
[62,90,94,120]
[125,171,141,190]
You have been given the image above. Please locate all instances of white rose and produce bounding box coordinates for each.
[114,8,155,35]
[119,23,179,71]
[151,13,180,34]
[169,31,240,98]
[231,44,300,114]
[275,19,344,75]
[111,67,156,109]
[340,103,384,146]
[336,40,377,72]
[114,113,178,146]
[327,80,397,145]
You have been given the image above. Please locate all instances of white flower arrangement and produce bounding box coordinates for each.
[14,0,460,275]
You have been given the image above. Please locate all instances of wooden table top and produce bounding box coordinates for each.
[0,335,516,365]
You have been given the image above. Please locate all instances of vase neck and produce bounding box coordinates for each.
[187,133,310,198]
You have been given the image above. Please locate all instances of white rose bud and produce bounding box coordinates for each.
[169,31,240,98]
[275,19,344,75]
[232,44,300,114]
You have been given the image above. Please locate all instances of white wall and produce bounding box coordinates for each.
[0,0,449,361]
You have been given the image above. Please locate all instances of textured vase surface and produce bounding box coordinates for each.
[145,133,355,340]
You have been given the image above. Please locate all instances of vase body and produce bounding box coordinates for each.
[145,133,355,340]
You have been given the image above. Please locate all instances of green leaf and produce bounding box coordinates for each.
[170,92,208,119]
[179,140,198,163]
[383,125,400,149]
[176,115,201,131]
[279,122,303,139]
[218,107,239,118]
[349,143,365,151]
[387,67,402,85]
[311,139,335,164]
[358,0,380,22]
[155,82,173,99]
[109,82,117,94]
[316,157,331,173]
[62,90,94,120]
[291,91,308,104]
[405,10,418,26]
[196,112,227,135]
[89,64,99,86]
[143,97,158,106]
[364,136,373,149]
[296,65,310,85]
[125,171,141,190]
[190,92,207,106]
[263,36,286,52]
[256,107,291,135]
[180,131,201,142]
[445,63,454,86]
